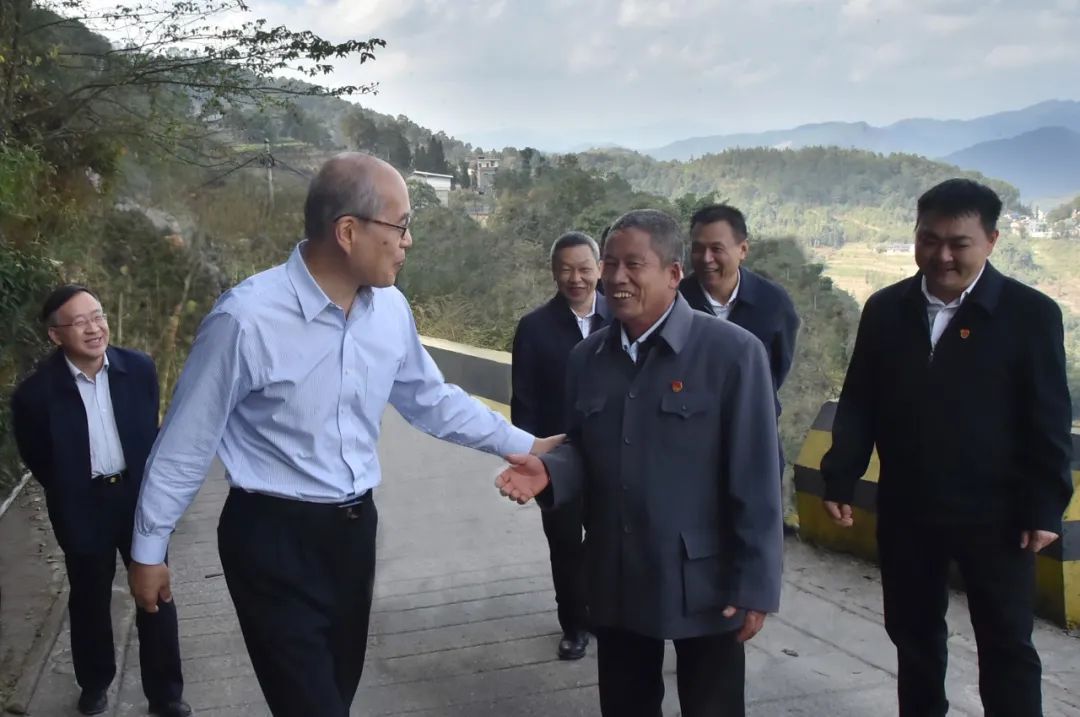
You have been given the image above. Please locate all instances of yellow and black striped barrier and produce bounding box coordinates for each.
[795,400,1080,628]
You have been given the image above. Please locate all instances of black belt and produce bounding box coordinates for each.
[227,487,372,520]
[93,471,127,485]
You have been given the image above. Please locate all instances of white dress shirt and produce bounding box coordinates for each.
[921,263,986,348]
[133,242,534,564]
[703,272,741,321]
[571,294,598,339]
[66,354,127,478]
[621,299,677,363]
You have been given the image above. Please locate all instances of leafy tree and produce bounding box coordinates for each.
[378,126,412,171]
[0,0,384,170]
[343,110,380,152]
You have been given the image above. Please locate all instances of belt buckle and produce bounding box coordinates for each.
[338,493,367,519]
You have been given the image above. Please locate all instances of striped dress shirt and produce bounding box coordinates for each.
[66,354,127,477]
[132,243,534,564]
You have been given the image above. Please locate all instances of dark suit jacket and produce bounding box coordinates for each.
[821,263,1074,533]
[539,295,784,639]
[680,268,799,412]
[11,346,160,553]
[511,292,609,437]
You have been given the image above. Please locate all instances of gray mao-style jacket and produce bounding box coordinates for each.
[539,294,783,640]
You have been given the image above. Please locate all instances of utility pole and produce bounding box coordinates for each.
[260,138,276,214]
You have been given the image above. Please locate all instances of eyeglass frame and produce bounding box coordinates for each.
[333,213,411,239]
[52,312,108,330]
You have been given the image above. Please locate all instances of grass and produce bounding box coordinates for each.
[808,244,916,304]
[811,238,1080,312]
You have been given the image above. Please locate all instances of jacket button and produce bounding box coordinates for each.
[623,524,631,534]
[627,390,637,399]
[623,437,631,445]
[621,483,628,491]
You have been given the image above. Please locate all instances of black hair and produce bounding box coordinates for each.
[916,178,1003,234]
[41,284,98,325]
[689,204,748,243]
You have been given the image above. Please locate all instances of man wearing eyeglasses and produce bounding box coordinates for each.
[126,152,563,717]
[10,285,189,717]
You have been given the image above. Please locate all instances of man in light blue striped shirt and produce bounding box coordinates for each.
[128,153,560,717]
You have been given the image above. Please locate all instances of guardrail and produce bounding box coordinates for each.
[420,337,1080,628]
[794,401,1080,628]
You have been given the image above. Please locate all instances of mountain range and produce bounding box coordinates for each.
[639,100,1080,204]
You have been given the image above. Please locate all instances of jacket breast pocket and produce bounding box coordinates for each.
[573,394,607,446]
[574,395,606,420]
[659,392,711,419]
[681,529,727,614]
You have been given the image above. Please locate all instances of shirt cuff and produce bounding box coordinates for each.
[501,425,535,456]
[131,532,170,565]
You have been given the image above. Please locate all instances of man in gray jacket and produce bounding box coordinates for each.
[496,209,783,717]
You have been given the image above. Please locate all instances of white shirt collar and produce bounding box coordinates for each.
[570,293,597,320]
[702,270,741,310]
[921,262,987,308]
[621,299,677,356]
[65,352,109,381]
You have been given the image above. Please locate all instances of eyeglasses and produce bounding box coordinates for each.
[53,313,108,330]
[334,213,411,239]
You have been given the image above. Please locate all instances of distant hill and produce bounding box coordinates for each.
[647,100,1080,161]
[943,127,1080,202]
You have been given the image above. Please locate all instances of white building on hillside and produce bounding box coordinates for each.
[409,171,454,206]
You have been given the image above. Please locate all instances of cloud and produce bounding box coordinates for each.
[984,43,1077,70]
[67,0,1080,147]
[922,13,976,35]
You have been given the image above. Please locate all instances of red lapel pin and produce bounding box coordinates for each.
[959,328,971,339]
[671,380,684,393]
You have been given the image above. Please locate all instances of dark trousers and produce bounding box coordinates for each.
[594,627,745,717]
[63,480,183,706]
[218,489,378,717]
[540,498,588,634]
[878,519,1042,717]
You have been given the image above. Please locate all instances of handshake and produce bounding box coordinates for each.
[495,433,565,504]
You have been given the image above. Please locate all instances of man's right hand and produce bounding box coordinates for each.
[129,561,173,613]
[495,453,551,504]
[823,501,854,528]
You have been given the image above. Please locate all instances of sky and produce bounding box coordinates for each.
[92,0,1080,151]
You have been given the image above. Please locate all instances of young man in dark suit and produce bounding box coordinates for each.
[511,230,608,659]
[678,204,799,415]
[820,179,1074,716]
[10,285,189,717]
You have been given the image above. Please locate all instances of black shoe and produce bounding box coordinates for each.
[557,629,589,660]
[149,700,193,717]
[77,688,108,715]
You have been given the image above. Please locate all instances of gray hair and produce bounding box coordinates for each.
[303,152,384,242]
[607,209,684,267]
[549,231,600,266]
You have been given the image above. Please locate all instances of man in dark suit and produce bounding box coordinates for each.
[820,179,1074,717]
[511,230,608,660]
[678,204,799,413]
[10,285,189,717]
[498,210,783,717]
